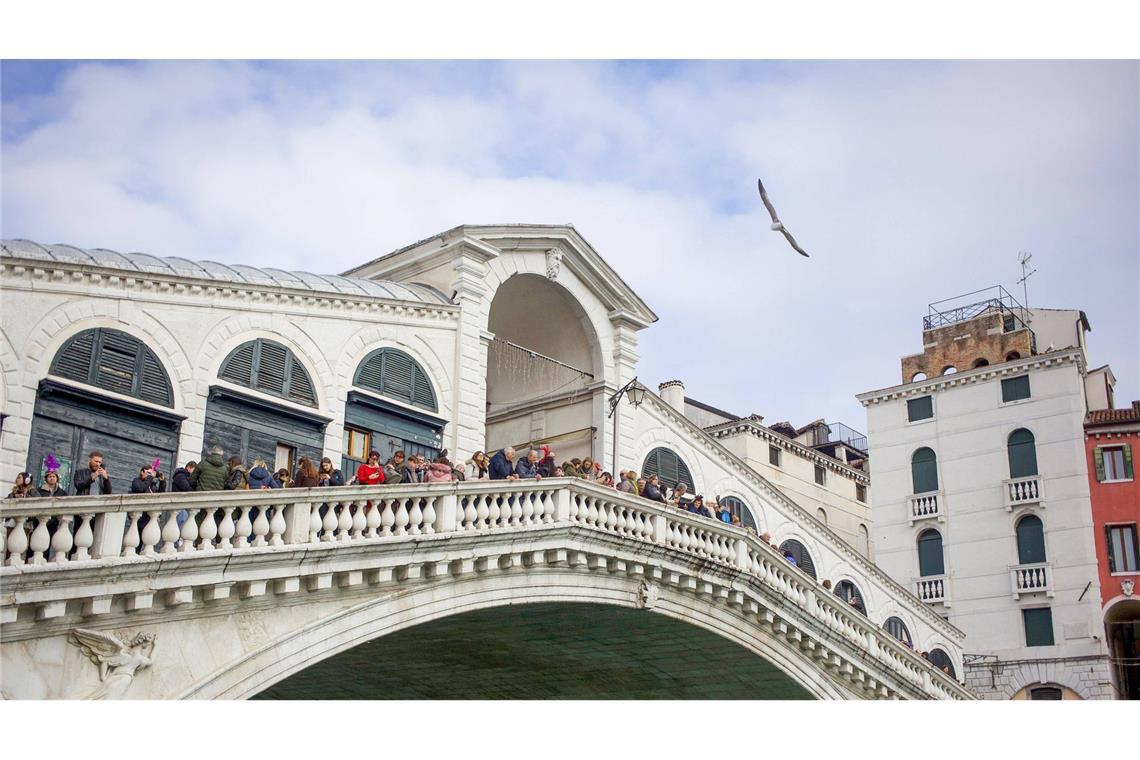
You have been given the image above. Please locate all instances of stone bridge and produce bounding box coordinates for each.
[0,480,972,699]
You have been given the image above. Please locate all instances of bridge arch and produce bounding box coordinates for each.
[181,567,847,700]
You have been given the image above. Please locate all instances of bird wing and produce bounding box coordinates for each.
[757,178,780,224]
[779,227,811,258]
[70,628,125,664]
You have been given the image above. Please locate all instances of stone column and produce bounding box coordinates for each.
[450,244,496,460]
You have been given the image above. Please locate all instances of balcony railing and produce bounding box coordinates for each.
[915,575,947,605]
[1010,562,1053,598]
[1004,476,1043,510]
[908,491,943,524]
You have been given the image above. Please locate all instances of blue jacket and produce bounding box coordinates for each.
[488,450,515,480]
[247,466,281,490]
[514,457,539,479]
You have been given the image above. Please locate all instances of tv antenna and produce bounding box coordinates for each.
[1016,250,1036,326]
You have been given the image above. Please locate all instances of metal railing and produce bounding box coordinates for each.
[825,422,868,452]
[923,285,1030,332]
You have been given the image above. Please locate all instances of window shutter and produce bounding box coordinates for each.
[1106,525,1117,573]
[94,330,139,396]
[287,356,317,406]
[411,365,436,410]
[1016,516,1047,564]
[1007,429,1038,478]
[255,341,289,395]
[382,350,414,400]
[1124,444,1134,479]
[220,342,256,385]
[51,330,96,382]
[1094,447,1105,482]
[138,350,173,406]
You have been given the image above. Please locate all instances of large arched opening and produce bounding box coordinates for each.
[252,602,814,699]
[485,274,603,462]
[1105,599,1140,700]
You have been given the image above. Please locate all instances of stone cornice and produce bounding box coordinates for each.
[0,257,460,323]
[639,392,965,643]
[857,349,1084,406]
[706,418,871,485]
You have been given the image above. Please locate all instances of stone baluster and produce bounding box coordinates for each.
[160,512,181,554]
[336,502,353,541]
[0,518,6,562]
[421,496,436,534]
[409,498,424,535]
[252,506,271,547]
[509,494,523,526]
[309,503,323,542]
[476,494,490,529]
[568,494,580,521]
[6,517,29,565]
[320,503,338,541]
[233,506,253,549]
[50,514,75,563]
[521,493,535,526]
[586,497,599,526]
[364,501,381,538]
[121,512,141,558]
[140,511,162,555]
[614,505,627,534]
[463,496,477,530]
[488,495,502,528]
[269,506,287,546]
[197,509,218,551]
[350,501,367,539]
[380,499,395,536]
[394,498,410,536]
[216,507,236,550]
[28,517,51,565]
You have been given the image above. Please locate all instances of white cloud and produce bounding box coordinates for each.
[2,60,1136,429]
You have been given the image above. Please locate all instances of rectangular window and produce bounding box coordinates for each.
[856,483,867,503]
[1023,608,1055,647]
[769,445,781,467]
[907,395,933,422]
[343,428,370,461]
[1097,445,1133,482]
[814,465,826,486]
[1001,375,1031,402]
[1107,524,1139,574]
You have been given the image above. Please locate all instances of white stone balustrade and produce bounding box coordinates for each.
[907,491,942,524]
[1010,562,1053,598]
[914,575,947,604]
[1,478,970,700]
[1003,476,1043,510]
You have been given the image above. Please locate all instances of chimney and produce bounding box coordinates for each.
[659,380,686,413]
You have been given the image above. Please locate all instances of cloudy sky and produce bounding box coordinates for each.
[2,60,1137,431]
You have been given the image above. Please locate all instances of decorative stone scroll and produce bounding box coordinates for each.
[69,628,157,699]
[1124,579,1134,598]
[637,580,659,610]
[545,248,563,280]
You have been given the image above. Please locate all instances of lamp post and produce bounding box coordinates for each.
[608,377,646,476]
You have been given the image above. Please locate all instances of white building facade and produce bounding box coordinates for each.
[858,298,1116,699]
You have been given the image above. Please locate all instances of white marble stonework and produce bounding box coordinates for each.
[2,225,970,699]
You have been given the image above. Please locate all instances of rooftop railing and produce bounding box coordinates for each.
[922,285,1030,332]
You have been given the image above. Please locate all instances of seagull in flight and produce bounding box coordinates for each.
[757,178,809,257]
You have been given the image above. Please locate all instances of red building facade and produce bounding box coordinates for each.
[1085,400,1140,699]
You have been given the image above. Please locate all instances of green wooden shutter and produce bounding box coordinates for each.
[1023,608,1054,647]
[911,447,939,493]
[1124,444,1134,479]
[1094,447,1105,482]
[1007,429,1039,478]
[917,529,945,576]
[1016,515,1046,564]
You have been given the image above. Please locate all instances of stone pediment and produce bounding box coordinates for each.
[342,224,658,330]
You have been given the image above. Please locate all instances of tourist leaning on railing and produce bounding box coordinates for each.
[247,460,280,490]
[488,447,518,480]
[381,451,404,484]
[130,465,166,494]
[7,472,39,499]
[317,457,345,487]
[425,456,456,483]
[37,470,67,498]
[514,449,542,480]
[465,451,489,480]
[172,462,196,492]
[290,458,320,488]
[73,451,112,496]
[191,447,228,491]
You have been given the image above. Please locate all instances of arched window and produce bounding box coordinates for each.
[972,358,990,368]
[1006,351,1021,361]
[942,366,957,375]
[219,339,318,407]
[1029,686,1063,700]
[884,616,912,646]
[857,524,870,558]
[816,507,828,526]
[834,580,867,615]
[720,496,757,531]
[642,447,695,493]
[779,539,816,579]
[1007,428,1038,479]
[911,447,939,494]
[49,328,173,407]
[1016,514,1047,564]
[917,529,945,576]
[928,648,956,678]
[354,347,438,412]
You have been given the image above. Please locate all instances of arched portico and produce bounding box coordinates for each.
[485,273,606,462]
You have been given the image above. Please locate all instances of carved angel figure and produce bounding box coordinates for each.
[69,628,157,699]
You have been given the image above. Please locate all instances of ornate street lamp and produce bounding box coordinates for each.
[608,377,646,475]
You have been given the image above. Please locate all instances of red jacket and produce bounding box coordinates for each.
[356,463,385,486]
